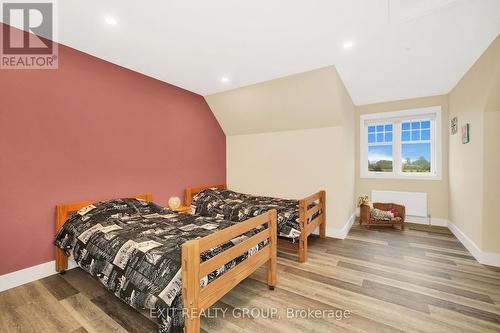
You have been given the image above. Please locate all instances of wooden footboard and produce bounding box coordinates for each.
[185,185,326,263]
[182,209,277,333]
[297,190,326,263]
[55,194,153,273]
[55,194,277,333]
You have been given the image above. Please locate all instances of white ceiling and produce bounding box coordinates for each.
[6,0,500,105]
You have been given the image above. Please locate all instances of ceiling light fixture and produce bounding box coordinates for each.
[343,41,354,49]
[105,17,117,26]
[221,76,230,83]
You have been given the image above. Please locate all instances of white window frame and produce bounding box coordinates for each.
[360,106,442,180]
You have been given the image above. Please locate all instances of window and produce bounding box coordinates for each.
[360,107,441,180]
[401,120,431,173]
[368,123,393,172]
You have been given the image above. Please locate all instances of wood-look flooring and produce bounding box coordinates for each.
[2,222,500,332]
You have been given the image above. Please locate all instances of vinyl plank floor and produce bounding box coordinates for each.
[60,293,129,333]
[1,222,500,332]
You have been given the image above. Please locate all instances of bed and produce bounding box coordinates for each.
[54,194,277,333]
[185,185,326,263]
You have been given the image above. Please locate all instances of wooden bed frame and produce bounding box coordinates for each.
[55,194,277,333]
[185,185,326,263]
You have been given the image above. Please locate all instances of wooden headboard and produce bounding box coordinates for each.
[185,184,226,207]
[55,194,153,272]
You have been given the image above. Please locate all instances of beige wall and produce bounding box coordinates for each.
[208,66,357,237]
[482,42,500,253]
[227,126,355,235]
[355,95,449,220]
[448,35,500,252]
[483,110,500,252]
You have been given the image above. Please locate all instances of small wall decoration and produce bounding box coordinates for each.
[462,123,470,144]
[451,117,458,134]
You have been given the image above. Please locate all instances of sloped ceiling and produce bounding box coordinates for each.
[205,66,354,135]
[450,34,500,113]
[3,0,498,105]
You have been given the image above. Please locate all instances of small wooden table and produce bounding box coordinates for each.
[360,203,406,230]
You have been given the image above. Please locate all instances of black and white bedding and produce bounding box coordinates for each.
[54,198,267,333]
[191,188,320,239]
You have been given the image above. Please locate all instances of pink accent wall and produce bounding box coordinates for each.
[0,36,226,275]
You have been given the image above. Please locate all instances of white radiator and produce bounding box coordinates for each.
[371,190,428,218]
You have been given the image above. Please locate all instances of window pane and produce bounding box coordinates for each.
[376,125,384,132]
[377,133,384,142]
[368,126,376,133]
[421,129,431,140]
[385,132,393,142]
[402,143,431,173]
[411,122,421,129]
[368,145,393,172]
[402,130,411,142]
[368,134,376,143]
[402,122,411,130]
[412,130,420,141]
[421,121,431,129]
[385,124,393,131]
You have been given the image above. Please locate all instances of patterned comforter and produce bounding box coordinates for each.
[191,188,320,239]
[54,198,267,333]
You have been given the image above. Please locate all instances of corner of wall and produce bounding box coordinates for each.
[448,34,500,258]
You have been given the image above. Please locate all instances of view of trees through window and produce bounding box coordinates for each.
[401,120,431,172]
[368,145,393,172]
[367,120,431,173]
[402,143,431,172]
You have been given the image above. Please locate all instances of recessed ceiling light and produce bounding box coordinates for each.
[343,41,354,49]
[105,17,117,26]
[221,76,230,83]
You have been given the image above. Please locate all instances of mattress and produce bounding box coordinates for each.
[191,188,320,239]
[54,198,267,333]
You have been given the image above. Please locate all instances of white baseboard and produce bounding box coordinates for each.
[0,259,77,293]
[405,216,448,227]
[2,219,498,293]
[328,212,356,239]
[325,214,500,267]
[0,213,357,293]
[447,221,500,267]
